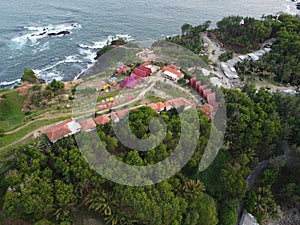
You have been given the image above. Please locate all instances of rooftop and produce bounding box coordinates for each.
[79,118,96,131]
[167,97,193,109]
[95,114,111,125]
[44,118,74,143]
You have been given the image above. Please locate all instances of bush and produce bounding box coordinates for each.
[218,51,233,62]
[49,79,64,92]
[21,68,38,83]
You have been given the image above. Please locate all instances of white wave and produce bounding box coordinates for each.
[33,56,82,75]
[282,0,298,15]
[24,23,81,33]
[10,23,81,49]
[79,48,96,63]
[78,34,134,49]
[65,55,82,63]
[0,79,21,86]
[39,41,50,52]
[38,70,63,82]
[40,60,66,72]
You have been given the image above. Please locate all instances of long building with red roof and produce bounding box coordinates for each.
[43,118,81,143]
[163,65,184,82]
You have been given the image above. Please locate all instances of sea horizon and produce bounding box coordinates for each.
[0,0,298,89]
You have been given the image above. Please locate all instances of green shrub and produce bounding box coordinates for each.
[21,68,37,83]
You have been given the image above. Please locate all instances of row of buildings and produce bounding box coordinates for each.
[119,63,160,89]
[189,78,219,117]
[43,97,194,143]
[119,62,185,90]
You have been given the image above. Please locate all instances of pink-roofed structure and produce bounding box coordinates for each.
[203,88,212,99]
[207,92,216,106]
[198,85,207,96]
[195,81,202,90]
[189,78,196,88]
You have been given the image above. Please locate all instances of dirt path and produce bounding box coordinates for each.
[4,112,71,135]
[0,123,54,152]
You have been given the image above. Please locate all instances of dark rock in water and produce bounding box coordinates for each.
[48,30,71,36]
[31,31,46,37]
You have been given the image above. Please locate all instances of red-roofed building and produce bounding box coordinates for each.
[116,108,130,119]
[198,85,207,96]
[156,102,165,112]
[195,81,202,90]
[79,118,96,131]
[166,98,193,110]
[110,112,120,123]
[168,64,180,71]
[203,88,212,99]
[95,114,111,125]
[147,103,160,112]
[189,78,196,88]
[163,66,184,82]
[200,104,214,118]
[134,66,151,77]
[164,101,172,111]
[207,92,216,106]
[43,118,81,143]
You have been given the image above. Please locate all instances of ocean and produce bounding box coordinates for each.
[0,0,298,88]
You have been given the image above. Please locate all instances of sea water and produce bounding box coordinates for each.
[0,0,298,88]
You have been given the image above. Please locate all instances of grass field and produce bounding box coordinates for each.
[0,115,71,149]
[0,90,26,132]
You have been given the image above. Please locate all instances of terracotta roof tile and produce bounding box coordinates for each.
[95,115,111,125]
[44,119,73,142]
[79,118,96,131]
[147,103,160,112]
[163,66,184,79]
[166,98,193,109]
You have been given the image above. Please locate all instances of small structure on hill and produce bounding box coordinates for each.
[239,211,259,225]
[43,118,81,143]
[163,65,184,82]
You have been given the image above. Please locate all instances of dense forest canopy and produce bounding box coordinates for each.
[0,87,299,225]
[0,14,300,225]
[216,14,300,85]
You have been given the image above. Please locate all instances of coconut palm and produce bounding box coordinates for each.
[84,190,117,216]
[181,179,206,198]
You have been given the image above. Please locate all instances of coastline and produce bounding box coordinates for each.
[0,4,298,90]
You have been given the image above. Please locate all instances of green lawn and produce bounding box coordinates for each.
[0,115,70,149]
[0,90,26,132]
[97,91,119,102]
[146,96,165,103]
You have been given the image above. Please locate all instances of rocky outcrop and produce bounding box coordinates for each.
[48,30,71,36]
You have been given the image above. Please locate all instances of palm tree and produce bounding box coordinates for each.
[84,190,117,216]
[104,212,127,225]
[181,179,206,198]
